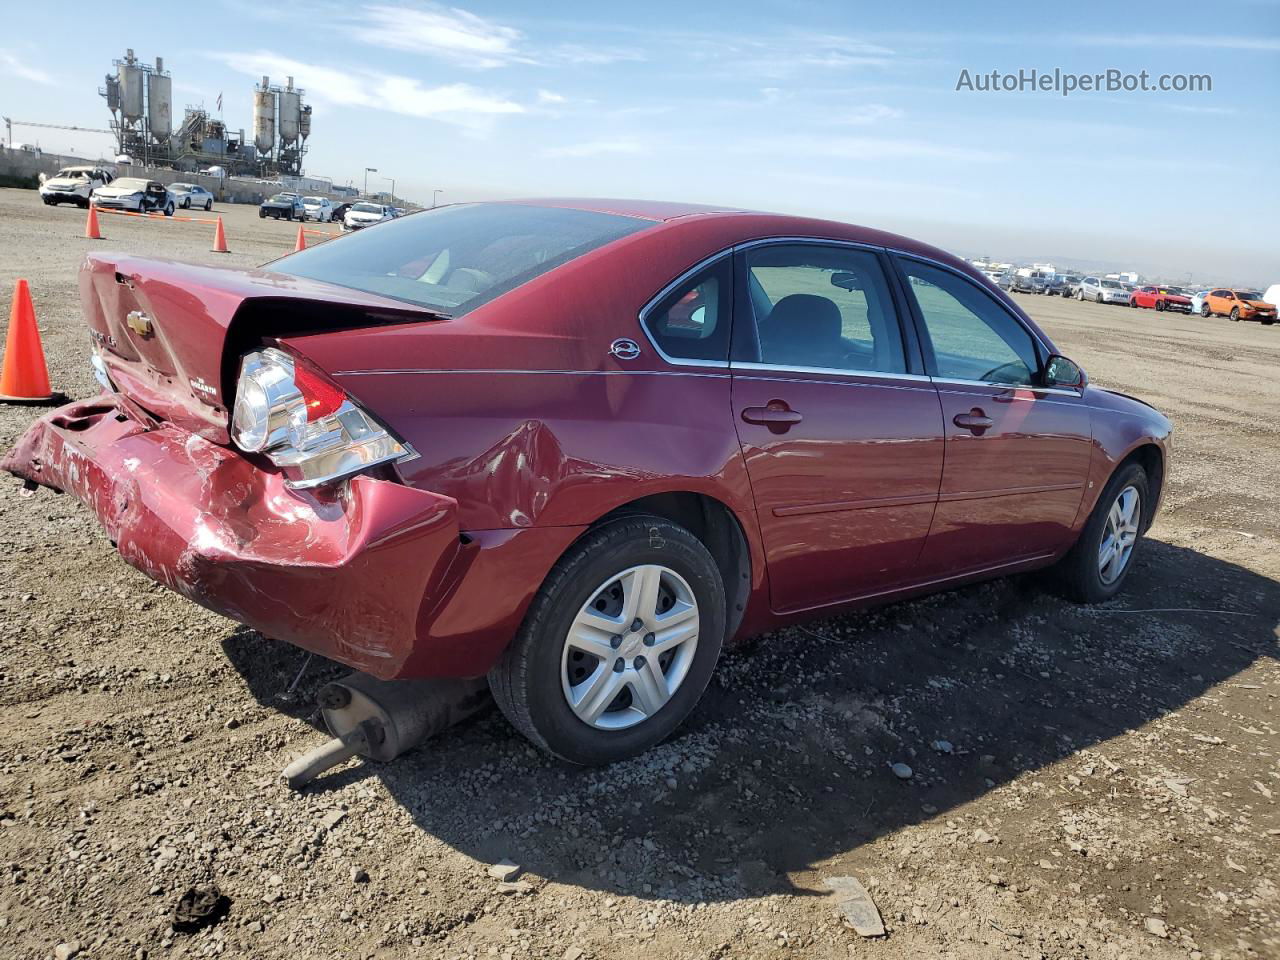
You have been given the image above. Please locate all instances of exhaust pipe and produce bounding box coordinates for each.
[281,673,490,790]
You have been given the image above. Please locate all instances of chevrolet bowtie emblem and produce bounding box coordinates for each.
[126,310,153,337]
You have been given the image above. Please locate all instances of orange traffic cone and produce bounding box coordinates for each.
[0,279,55,404]
[84,203,103,240]
[212,216,229,253]
[294,225,307,252]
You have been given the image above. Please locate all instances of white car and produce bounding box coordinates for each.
[91,178,175,216]
[39,166,114,207]
[170,183,214,211]
[1263,284,1280,314]
[343,201,394,231]
[1189,289,1210,315]
[302,196,334,222]
[1077,276,1130,305]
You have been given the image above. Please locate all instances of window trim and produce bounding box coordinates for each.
[889,251,1052,386]
[636,248,735,368]
[727,237,923,378]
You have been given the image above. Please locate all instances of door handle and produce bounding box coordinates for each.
[742,401,803,433]
[952,408,993,434]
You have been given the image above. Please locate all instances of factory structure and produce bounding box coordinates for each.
[100,50,311,177]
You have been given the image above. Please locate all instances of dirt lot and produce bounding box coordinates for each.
[0,188,1276,960]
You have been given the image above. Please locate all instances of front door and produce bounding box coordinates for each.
[731,242,945,613]
[893,256,1093,575]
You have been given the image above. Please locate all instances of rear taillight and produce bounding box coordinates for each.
[230,348,414,489]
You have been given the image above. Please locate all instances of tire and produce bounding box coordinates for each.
[181,198,190,209]
[164,202,174,217]
[489,515,726,765]
[259,210,266,218]
[205,200,212,211]
[1155,300,1165,312]
[1056,462,1150,604]
[1263,317,1275,326]
[1076,290,1085,301]
[1096,293,1105,304]
[1230,308,1240,321]
[1201,304,1211,318]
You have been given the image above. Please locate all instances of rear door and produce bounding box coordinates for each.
[730,242,945,613]
[892,255,1093,575]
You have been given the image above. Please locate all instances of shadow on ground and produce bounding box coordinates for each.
[222,538,1279,904]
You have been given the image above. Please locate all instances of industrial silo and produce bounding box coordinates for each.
[118,54,144,122]
[147,57,172,142]
[103,74,121,114]
[278,77,301,145]
[298,103,312,140]
[253,77,276,154]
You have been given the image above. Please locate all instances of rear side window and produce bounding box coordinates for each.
[641,258,732,363]
[270,203,652,317]
[738,244,906,374]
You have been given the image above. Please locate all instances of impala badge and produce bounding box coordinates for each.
[126,310,153,338]
[609,338,641,361]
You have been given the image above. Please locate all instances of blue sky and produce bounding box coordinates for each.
[1,0,1277,282]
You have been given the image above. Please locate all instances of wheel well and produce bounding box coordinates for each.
[1120,443,1164,531]
[592,492,752,637]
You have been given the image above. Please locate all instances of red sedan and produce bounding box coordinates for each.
[3,200,1171,764]
[1129,285,1192,313]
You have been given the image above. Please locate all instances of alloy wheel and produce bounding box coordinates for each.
[560,564,699,731]
[1098,485,1141,585]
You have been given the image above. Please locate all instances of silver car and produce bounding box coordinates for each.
[1077,276,1130,305]
[170,183,214,211]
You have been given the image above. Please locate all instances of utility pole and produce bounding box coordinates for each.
[363,167,377,197]
[382,175,395,204]
[432,188,443,208]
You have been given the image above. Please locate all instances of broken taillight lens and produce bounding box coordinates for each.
[230,347,415,489]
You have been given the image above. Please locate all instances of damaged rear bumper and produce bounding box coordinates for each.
[3,396,469,679]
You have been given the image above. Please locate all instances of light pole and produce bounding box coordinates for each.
[432,189,443,208]
[363,167,377,197]
[382,176,395,205]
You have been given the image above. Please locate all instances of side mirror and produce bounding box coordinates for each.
[1044,354,1086,390]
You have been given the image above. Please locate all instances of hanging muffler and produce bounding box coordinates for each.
[281,673,490,789]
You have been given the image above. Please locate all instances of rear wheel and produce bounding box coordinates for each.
[1201,303,1211,318]
[490,515,726,765]
[181,198,191,209]
[1056,462,1149,603]
[1155,300,1165,312]
[205,199,212,211]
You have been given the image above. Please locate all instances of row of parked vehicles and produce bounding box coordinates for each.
[987,267,1278,325]
[39,166,216,216]
[258,192,400,231]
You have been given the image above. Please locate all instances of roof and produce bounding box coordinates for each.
[501,197,756,222]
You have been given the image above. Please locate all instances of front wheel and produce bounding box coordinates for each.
[490,515,726,765]
[1230,307,1240,321]
[164,202,174,217]
[205,200,212,211]
[1056,462,1150,603]
[1096,293,1105,303]
[1155,300,1165,312]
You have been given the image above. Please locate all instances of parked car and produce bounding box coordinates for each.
[1043,276,1067,296]
[38,166,114,207]
[1,199,1171,764]
[260,192,305,220]
[1009,270,1049,295]
[1263,284,1280,315]
[170,183,214,211]
[1129,285,1192,313]
[302,196,334,222]
[1057,275,1083,298]
[1188,289,1210,315]
[90,178,174,215]
[330,201,355,223]
[342,201,394,230]
[1077,276,1129,304]
[1201,288,1277,324]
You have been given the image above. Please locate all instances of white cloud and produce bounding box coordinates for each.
[1072,33,1280,51]
[835,103,905,124]
[0,51,53,85]
[536,89,567,104]
[354,4,529,67]
[548,43,648,65]
[542,139,644,158]
[210,51,523,126]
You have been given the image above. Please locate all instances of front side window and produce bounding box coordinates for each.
[738,244,906,374]
[642,259,731,362]
[898,259,1040,386]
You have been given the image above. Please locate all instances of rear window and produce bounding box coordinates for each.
[270,203,652,317]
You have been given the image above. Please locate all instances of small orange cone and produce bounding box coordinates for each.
[84,203,103,240]
[0,279,54,404]
[294,225,307,252]
[212,216,229,253]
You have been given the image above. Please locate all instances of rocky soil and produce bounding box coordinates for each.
[0,189,1275,959]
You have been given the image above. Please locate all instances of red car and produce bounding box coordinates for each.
[1128,285,1192,313]
[3,200,1172,764]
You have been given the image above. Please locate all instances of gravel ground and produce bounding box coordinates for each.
[0,188,1276,960]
